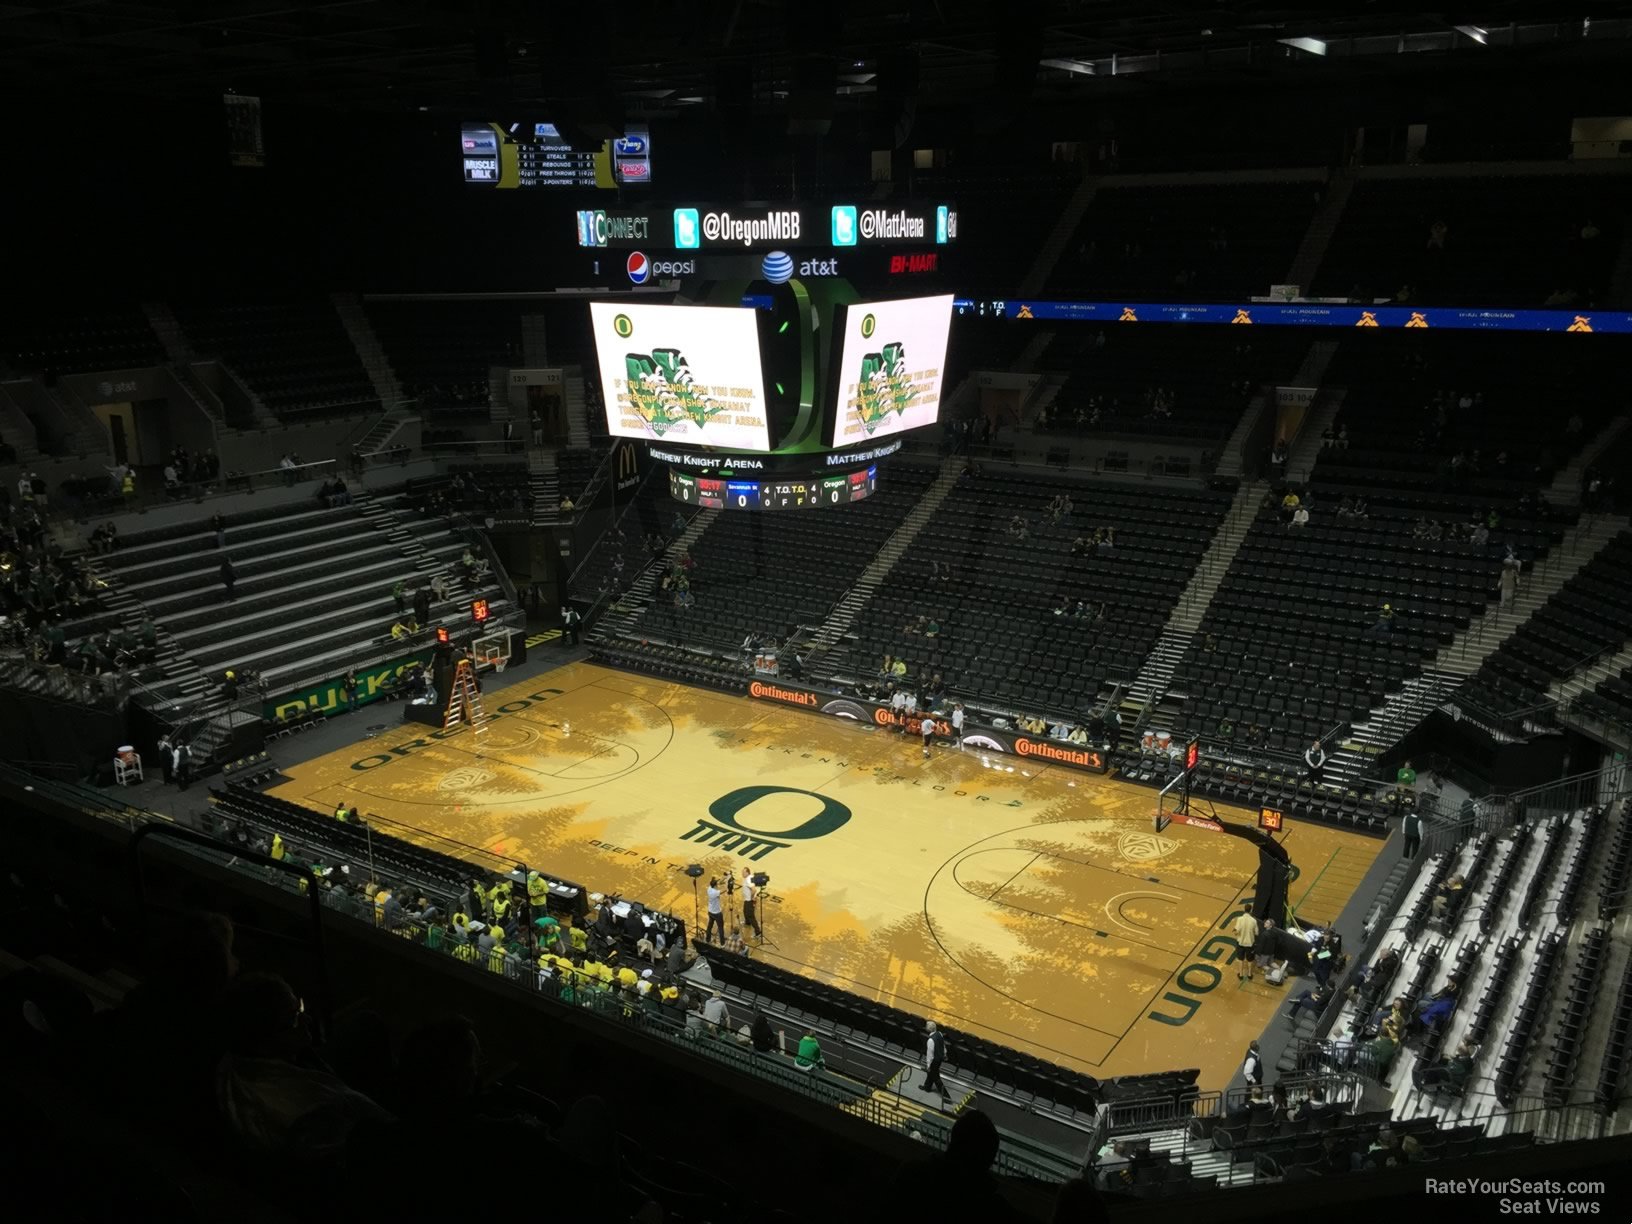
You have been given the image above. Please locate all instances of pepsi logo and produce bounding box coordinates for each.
[626,252,650,284]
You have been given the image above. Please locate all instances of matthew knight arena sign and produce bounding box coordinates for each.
[746,680,1107,774]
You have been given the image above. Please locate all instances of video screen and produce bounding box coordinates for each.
[589,302,772,451]
[827,294,954,447]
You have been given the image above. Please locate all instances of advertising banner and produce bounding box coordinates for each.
[828,295,955,447]
[746,680,1108,775]
[588,301,771,450]
[265,650,432,721]
[578,202,958,250]
[954,298,1620,334]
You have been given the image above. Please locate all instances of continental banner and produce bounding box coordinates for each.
[746,679,1108,774]
[265,650,434,721]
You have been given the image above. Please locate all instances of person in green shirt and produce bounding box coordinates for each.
[795,1028,825,1071]
[1396,760,1417,788]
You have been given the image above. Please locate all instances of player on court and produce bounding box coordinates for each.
[921,711,935,757]
[951,702,965,749]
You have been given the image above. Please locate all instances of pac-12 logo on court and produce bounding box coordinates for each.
[679,785,852,861]
[1118,830,1178,862]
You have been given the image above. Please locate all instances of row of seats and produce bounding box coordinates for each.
[1040,323,1306,444]
[1493,931,1564,1106]
[701,942,1105,1116]
[826,469,1231,721]
[1599,802,1632,921]
[173,299,377,417]
[1116,753,1391,831]
[1459,531,1632,722]
[634,466,937,652]
[99,494,507,697]
[209,785,589,920]
[1574,662,1632,733]
[1311,174,1631,305]
[1,302,164,375]
[1541,926,1607,1106]
[1473,828,1528,936]
[1552,806,1602,927]
[590,639,746,693]
[1595,950,1632,1111]
[1046,180,1321,300]
[1515,818,1568,930]
[364,299,521,416]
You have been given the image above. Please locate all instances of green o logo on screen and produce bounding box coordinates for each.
[860,313,876,338]
[613,313,634,338]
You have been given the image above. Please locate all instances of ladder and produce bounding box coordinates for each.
[444,657,488,736]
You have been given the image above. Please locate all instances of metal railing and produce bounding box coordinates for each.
[55,458,339,523]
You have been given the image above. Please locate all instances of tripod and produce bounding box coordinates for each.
[684,864,704,953]
[749,871,778,952]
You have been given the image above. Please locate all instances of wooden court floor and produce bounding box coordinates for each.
[272,661,1380,1089]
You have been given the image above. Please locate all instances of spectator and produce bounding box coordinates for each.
[214,972,391,1159]
[1285,981,1335,1024]
[703,989,730,1035]
[1431,874,1465,922]
[1291,504,1310,529]
[884,1109,1024,1224]
[795,1026,825,1071]
[220,556,237,601]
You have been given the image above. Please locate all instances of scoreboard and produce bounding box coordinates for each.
[669,467,876,511]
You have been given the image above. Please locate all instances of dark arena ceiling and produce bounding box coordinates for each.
[2,2,1631,117]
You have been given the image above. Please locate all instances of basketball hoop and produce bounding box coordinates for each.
[491,656,508,674]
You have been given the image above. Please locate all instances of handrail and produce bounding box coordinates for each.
[130,821,333,1036]
[446,510,522,610]
[566,463,661,591]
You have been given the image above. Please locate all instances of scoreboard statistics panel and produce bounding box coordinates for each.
[669,467,876,510]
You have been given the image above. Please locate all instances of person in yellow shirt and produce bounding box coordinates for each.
[1232,909,1261,982]
[526,870,549,910]
[616,965,639,991]
[269,832,285,861]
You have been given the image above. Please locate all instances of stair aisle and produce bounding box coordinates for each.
[806,457,963,671]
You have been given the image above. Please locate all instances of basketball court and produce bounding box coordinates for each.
[271,659,1381,1088]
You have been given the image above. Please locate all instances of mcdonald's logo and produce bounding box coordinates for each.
[1231,309,1253,325]
[1567,315,1594,333]
[1405,312,1429,329]
[1119,307,1138,322]
[616,442,639,479]
[1355,311,1378,327]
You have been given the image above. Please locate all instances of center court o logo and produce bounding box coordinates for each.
[680,785,853,861]
[710,786,852,841]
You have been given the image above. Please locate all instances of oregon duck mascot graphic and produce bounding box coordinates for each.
[851,312,923,435]
[623,349,727,436]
